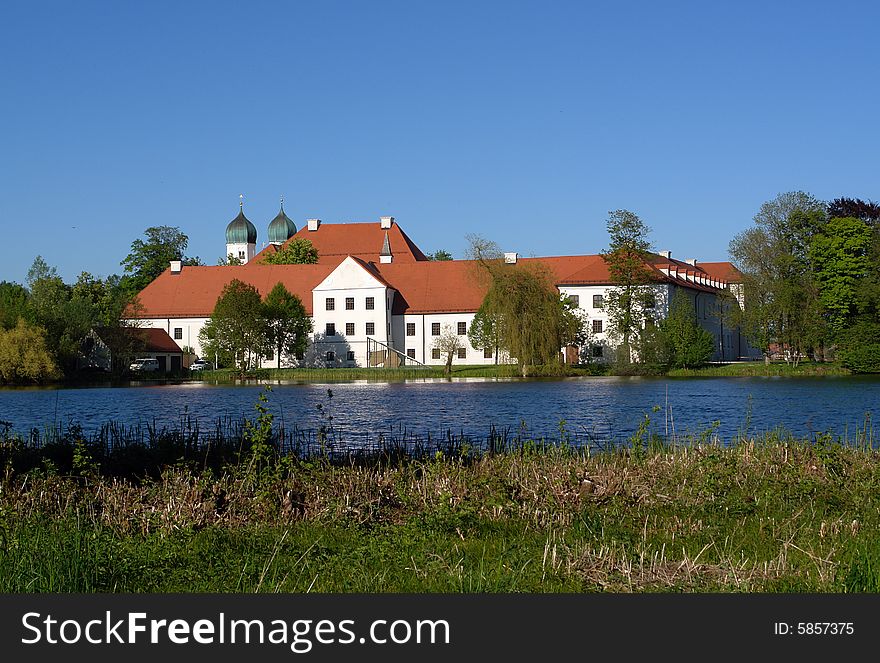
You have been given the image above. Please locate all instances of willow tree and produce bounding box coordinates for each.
[471,254,579,375]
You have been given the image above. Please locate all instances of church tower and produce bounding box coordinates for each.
[225,196,257,264]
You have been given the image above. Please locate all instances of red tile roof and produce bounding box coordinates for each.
[698,261,744,283]
[255,220,429,264]
[129,263,335,318]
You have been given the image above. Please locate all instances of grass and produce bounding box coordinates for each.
[667,361,851,377]
[2,425,879,592]
[194,363,608,382]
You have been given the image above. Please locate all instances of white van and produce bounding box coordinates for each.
[129,358,160,372]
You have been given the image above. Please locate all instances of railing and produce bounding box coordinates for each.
[366,337,426,368]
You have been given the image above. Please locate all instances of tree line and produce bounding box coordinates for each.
[730,192,880,371]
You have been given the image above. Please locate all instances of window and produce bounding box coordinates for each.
[484,348,493,359]
[406,323,416,336]
[325,351,335,362]
[431,322,440,336]
[365,297,375,310]
[173,327,183,340]
[325,297,335,311]
[345,323,355,336]
[593,294,604,308]
[457,348,467,359]
[643,294,656,309]
[568,295,580,307]
[457,322,467,335]
[644,318,655,329]
[592,346,603,358]
[406,349,416,359]
[366,322,375,336]
[432,348,441,359]
[325,323,336,336]
[296,351,304,361]
[347,351,355,361]
[265,349,274,361]
[238,250,245,260]
[345,297,354,310]
[592,319,603,333]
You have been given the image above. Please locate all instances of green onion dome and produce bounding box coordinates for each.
[267,204,297,243]
[225,206,257,244]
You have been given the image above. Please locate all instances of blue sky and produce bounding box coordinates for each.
[2,0,878,284]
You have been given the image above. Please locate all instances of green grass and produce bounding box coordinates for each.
[194,363,607,382]
[2,435,879,592]
[667,361,851,377]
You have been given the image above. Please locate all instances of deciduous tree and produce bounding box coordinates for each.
[602,209,655,364]
[198,280,267,375]
[261,239,319,265]
[121,226,201,292]
[432,324,462,376]
[263,283,312,368]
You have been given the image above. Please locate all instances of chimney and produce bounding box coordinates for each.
[504,252,518,264]
[307,218,321,231]
[379,216,394,229]
[685,258,697,266]
[170,260,182,274]
[659,250,672,259]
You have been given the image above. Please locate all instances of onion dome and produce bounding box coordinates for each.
[267,200,297,243]
[225,200,258,244]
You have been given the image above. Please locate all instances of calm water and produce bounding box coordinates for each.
[1,377,879,445]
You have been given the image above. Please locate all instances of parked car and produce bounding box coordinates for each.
[189,359,213,372]
[129,358,160,372]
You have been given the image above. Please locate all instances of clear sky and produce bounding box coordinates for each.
[3,0,878,284]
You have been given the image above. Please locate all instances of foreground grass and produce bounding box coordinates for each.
[1,435,878,592]
[667,361,851,377]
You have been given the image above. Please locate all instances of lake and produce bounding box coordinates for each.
[1,376,878,446]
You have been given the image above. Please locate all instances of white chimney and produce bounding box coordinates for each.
[170,260,182,274]
[504,252,518,264]
[659,250,672,259]
[686,258,698,266]
[307,218,321,231]
[379,216,394,229]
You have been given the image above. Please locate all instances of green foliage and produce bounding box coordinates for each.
[467,301,503,363]
[217,254,244,266]
[837,321,880,373]
[661,292,716,368]
[730,193,827,363]
[261,239,319,265]
[0,281,29,330]
[121,226,200,292]
[476,262,576,375]
[601,209,655,363]
[262,282,312,369]
[198,279,268,375]
[428,249,453,261]
[810,217,873,334]
[0,319,60,383]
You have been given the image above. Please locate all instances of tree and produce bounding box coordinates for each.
[261,239,319,265]
[661,292,715,368]
[428,250,453,261]
[217,254,244,266]
[432,324,462,376]
[601,209,655,364]
[828,198,880,224]
[198,280,267,375]
[467,300,503,364]
[262,283,312,368]
[121,226,201,293]
[809,217,873,335]
[729,193,827,364]
[0,319,59,383]
[0,281,29,330]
